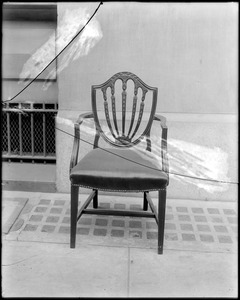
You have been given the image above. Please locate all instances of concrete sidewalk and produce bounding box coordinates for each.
[2,190,238,297]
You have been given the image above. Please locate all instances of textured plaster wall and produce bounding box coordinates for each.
[56,2,238,201]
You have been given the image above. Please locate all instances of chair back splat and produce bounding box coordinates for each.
[92,71,158,149]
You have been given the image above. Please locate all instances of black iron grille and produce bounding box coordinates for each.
[2,102,58,163]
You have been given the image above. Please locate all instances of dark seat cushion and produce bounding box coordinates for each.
[70,148,168,192]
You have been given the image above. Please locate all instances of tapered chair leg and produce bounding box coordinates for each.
[93,189,98,209]
[70,185,79,248]
[158,189,166,254]
[143,192,148,211]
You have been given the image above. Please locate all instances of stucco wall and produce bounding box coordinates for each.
[56,2,238,201]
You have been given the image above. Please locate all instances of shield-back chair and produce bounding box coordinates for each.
[69,71,169,254]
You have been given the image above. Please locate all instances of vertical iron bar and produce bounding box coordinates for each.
[43,113,46,157]
[7,112,11,155]
[19,111,22,156]
[31,113,34,157]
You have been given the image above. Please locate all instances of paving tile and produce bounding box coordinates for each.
[95,218,108,226]
[59,226,70,234]
[112,219,125,227]
[178,215,191,222]
[111,229,124,237]
[130,204,141,210]
[197,224,211,232]
[146,231,157,240]
[79,218,92,225]
[77,227,90,235]
[46,216,60,223]
[191,207,204,214]
[41,225,55,233]
[218,235,233,244]
[23,224,38,231]
[99,202,111,209]
[34,206,48,213]
[227,217,237,224]
[53,200,65,206]
[180,224,194,231]
[200,234,214,242]
[29,215,43,222]
[165,233,178,241]
[146,222,157,229]
[129,220,142,228]
[176,206,188,213]
[182,233,196,241]
[62,216,70,224]
[211,216,223,223]
[114,203,126,209]
[214,225,228,233]
[194,215,207,222]
[207,208,220,214]
[165,223,176,230]
[166,214,174,220]
[129,230,142,238]
[39,199,51,205]
[223,209,236,215]
[93,228,107,236]
[50,207,63,214]
[231,226,238,234]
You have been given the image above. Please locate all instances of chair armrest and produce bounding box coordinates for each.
[154,114,167,129]
[153,114,169,177]
[76,112,94,125]
[69,112,94,173]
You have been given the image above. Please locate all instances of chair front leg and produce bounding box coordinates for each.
[70,185,79,248]
[158,189,166,254]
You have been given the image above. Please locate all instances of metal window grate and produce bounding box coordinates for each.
[2,102,58,163]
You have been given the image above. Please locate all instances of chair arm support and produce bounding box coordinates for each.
[69,112,94,173]
[153,114,169,178]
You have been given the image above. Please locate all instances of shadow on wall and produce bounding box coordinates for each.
[18,6,103,91]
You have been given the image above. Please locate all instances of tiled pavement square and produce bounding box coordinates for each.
[112,220,125,227]
[11,197,237,253]
[200,234,214,243]
[191,207,204,214]
[93,228,107,236]
[41,225,55,233]
[111,229,124,237]
[95,218,108,226]
[29,215,43,222]
[182,233,196,241]
[197,224,211,232]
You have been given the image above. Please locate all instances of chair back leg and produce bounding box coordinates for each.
[93,189,98,208]
[143,191,148,211]
[70,185,79,248]
[158,189,167,254]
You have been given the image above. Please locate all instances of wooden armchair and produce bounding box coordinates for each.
[69,72,169,254]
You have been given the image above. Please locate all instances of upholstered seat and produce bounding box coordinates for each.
[70,148,168,191]
[69,72,169,254]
